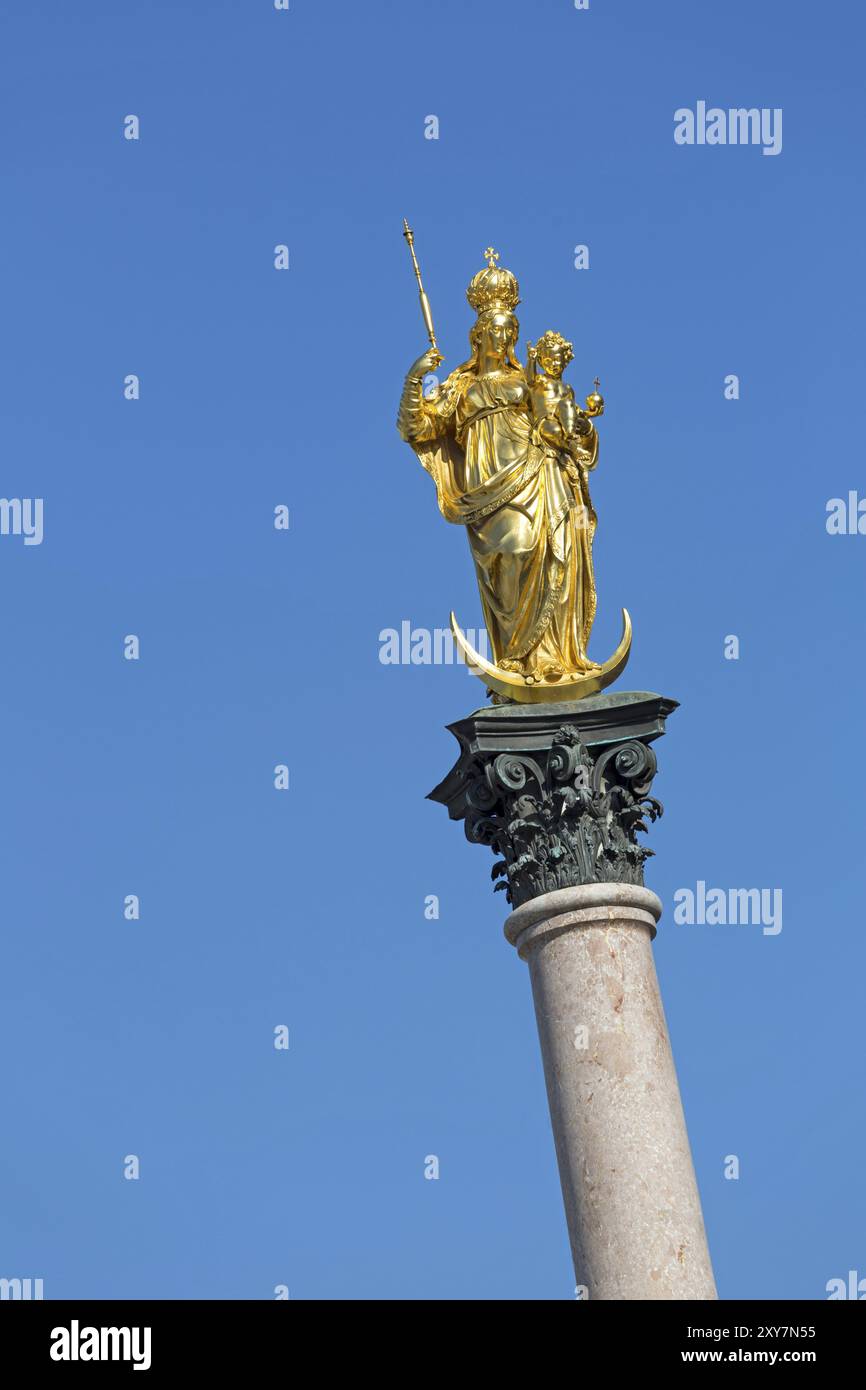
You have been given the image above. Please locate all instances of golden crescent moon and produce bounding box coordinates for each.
[450,608,633,704]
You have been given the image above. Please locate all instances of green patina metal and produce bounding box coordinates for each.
[428,691,678,909]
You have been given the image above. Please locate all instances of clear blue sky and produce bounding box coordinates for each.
[0,0,863,1300]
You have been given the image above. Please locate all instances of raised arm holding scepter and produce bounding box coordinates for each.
[402,220,442,371]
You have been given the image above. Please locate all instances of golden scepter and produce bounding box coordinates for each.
[402,219,442,367]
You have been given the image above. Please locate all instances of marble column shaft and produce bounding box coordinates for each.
[505,883,717,1300]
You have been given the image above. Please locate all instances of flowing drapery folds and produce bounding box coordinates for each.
[398,364,599,680]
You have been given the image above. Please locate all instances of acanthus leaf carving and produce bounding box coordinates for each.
[461,727,663,908]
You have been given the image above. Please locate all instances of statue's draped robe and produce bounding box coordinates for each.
[403,367,599,677]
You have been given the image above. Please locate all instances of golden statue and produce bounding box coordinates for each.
[397,228,631,704]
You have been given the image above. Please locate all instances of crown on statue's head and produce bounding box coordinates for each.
[466,247,520,315]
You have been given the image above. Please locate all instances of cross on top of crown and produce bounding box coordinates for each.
[483,247,500,268]
[593,377,601,391]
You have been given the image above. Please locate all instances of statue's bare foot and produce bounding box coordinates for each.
[498,657,524,674]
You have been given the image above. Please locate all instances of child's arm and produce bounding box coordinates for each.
[559,385,591,440]
[558,385,577,438]
[524,339,538,388]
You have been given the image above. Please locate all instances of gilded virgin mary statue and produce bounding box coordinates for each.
[397,242,631,704]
